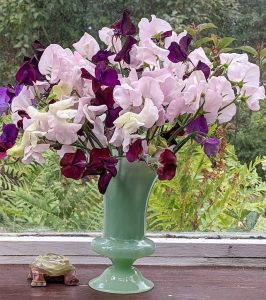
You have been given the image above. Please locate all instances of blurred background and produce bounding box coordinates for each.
[0,0,266,233]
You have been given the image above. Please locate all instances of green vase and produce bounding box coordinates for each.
[89,158,156,294]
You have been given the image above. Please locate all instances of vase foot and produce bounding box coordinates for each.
[89,265,154,294]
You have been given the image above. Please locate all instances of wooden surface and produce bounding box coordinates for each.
[1,235,266,267]
[1,264,266,300]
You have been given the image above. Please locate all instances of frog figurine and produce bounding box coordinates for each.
[28,253,79,287]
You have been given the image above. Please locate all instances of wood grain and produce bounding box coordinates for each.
[0,265,266,300]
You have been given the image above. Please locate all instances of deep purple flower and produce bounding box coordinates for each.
[203,138,221,156]
[167,34,192,63]
[85,148,118,194]
[90,87,122,128]
[157,149,177,180]
[195,61,210,79]
[91,87,115,108]
[16,110,31,129]
[0,124,19,160]
[126,140,143,162]
[161,30,172,40]
[32,40,45,60]
[92,50,114,64]
[95,62,120,87]
[114,36,137,64]
[16,41,45,85]
[60,149,87,180]
[112,10,136,36]
[105,106,122,128]
[81,68,101,93]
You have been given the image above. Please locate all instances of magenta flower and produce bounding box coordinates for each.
[0,124,19,160]
[167,34,192,63]
[114,36,137,64]
[112,10,136,37]
[126,140,143,162]
[60,149,87,180]
[85,148,118,194]
[157,149,177,180]
[203,138,221,156]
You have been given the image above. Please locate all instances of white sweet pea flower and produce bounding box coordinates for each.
[110,98,159,151]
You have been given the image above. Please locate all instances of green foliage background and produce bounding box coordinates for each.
[0,0,265,232]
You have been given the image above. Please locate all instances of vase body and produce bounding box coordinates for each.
[89,158,156,294]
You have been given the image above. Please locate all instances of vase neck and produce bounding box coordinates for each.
[103,158,156,240]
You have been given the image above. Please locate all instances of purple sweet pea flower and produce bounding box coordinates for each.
[95,62,120,87]
[167,34,192,63]
[0,88,10,116]
[0,124,19,160]
[90,86,122,128]
[16,40,45,85]
[91,50,114,64]
[105,106,122,128]
[114,35,137,64]
[112,10,136,36]
[187,116,208,136]
[203,138,221,156]
[195,61,211,79]
[126,139,143,162]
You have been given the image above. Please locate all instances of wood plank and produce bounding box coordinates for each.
[1,231,266,239]
[0,265,266,300]
[1,256,266,267]
[1,237,266,258]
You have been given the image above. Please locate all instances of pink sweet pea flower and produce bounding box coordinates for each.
[73,32,100,59]
[138,15,172,41]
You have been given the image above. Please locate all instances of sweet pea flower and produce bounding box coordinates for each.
[182,70,207,113]
[111,10,136,36]
[126,139,143,162]
[60,149,87,180]
[0,87,11,116]
[0,124,19,160]
[138,15,172,41]
[45,98,82,145]
[203,137,221,156]
[99,27,122,52]
[73,32,100,59]
[157,149,177,180]
[204,76,236,123]
[110,98,159,151]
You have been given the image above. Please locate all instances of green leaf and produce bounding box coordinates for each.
[237,46,258,56]
[260,48,266,58]
[218,37,235,49]
[185,27,196,39]
[194,37,213,47]
[198,23,217,32]
[220,47,233,53]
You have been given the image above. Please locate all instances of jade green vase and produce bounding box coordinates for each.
[89,158,156,294]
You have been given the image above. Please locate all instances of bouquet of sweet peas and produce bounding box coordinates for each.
[0,11,265,194]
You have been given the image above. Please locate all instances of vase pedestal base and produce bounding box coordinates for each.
[89,265,154,294]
